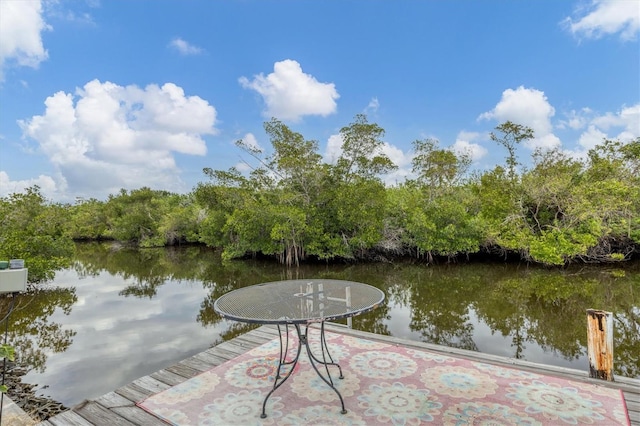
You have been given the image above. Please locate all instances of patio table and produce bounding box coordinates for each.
[213,279,385,418]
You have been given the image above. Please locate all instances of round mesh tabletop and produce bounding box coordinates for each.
[214,279,385,324]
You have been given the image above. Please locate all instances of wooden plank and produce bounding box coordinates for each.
[72,401,135,426]
[114,376,171,404]
[177,356,214,373]
[251,328,280,340]
[149,369,191,387]
[234,332,273,346]
[324,324,640,392]
[109,406,168,426]
[92,392,132,409]
[40,324,640,426]
[164,363,200,379]
[45,410,94,426]
[226,334,261,347]
[114,384,155,405]
[218,341,256,355]
[201,349,238,365]
[624,391,639,404]
[192,350,226,367]
[624,398,639,415]
[209,341,249,357]
[90,391,166,425]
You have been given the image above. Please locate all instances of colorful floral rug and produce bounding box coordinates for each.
[138,330,630,425]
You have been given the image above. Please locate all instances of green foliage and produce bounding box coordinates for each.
[334,114,397,181]
[7,122,638,267]
[471,138,639,265]
[112,128,640,265]
[583,139,640,246]
[391,184,483,258]
[1,287,77,374]
[195,115,398,264]
[100,188,201,247]
[490,121,534,182]
[0,344,15,362]
[0,186,75,283]
[0,343,12,393]
[67,198,109,239]
[410,138,471,195]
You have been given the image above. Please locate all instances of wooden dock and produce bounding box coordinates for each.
[36,324,639,426]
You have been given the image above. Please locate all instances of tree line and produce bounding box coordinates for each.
[1,116,639,276]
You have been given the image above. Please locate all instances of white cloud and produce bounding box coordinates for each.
[592,112,625,130]
[168,38,203,55]
[44,0,97,26]
[16,79,218,200]
[239,59,339,121]
[457,130,481,142]
[323,134,343,164]
[558,108,594,130]
[451,131,488,162]
[534,133,563,150]
[591,103,640,138]
[0,171,61,199]
[479,86,561,151]
[617,103,640,139]
[567,103,640,150]
[563,0,640,41]
[479,86,555,135]
[0,0,50,81]
[562,103,639,160]
[365,97,380,114]
[380,141,412,168]
[578,124,608,150]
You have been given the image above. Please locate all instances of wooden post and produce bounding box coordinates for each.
[586,309,614,381]
[346,286,352,329]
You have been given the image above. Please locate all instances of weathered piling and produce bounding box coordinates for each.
[586,309,614,381]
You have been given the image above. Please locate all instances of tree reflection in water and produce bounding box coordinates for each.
[7,242,637,411]
[0,288,77,374]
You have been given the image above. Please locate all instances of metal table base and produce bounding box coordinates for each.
[261,322,347,418]
[213,280,385,419]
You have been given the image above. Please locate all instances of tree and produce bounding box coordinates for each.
[333,114,397,182]
[581,138,640,258]
[0,186,75,283]
[196,116,402,264]
[197,120,327,265]
[518,148,595,264]
[490,121,534,182]
[68,198,109,240]
[410,138,471,198]
[103,187,197,248]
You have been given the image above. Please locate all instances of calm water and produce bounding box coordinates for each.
[2,243,639,407]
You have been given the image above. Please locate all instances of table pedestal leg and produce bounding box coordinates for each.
[261,324,301,418]
[303,322,347,414]
[260,322,347,418]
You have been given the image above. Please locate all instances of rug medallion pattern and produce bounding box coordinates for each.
[138,331,630,425]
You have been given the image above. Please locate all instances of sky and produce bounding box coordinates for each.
[0,0,638,202]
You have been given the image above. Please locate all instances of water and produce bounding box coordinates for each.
[2,243,638,407]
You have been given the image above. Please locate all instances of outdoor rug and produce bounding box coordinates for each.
[138,330,630,425]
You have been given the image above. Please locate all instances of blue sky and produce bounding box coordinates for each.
[1,0,638,202]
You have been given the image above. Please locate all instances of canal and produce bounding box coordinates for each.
[2,242,638,407]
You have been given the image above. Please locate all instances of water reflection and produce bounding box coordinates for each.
[4,243,639,408]
[0,288,77,373]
